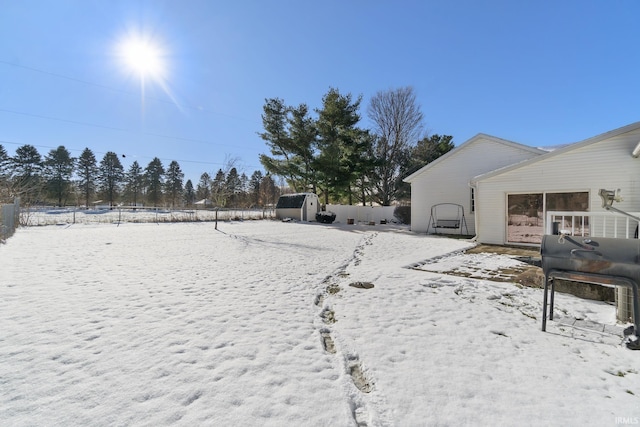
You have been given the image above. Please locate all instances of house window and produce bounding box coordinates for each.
[506,191,589,244]
[546,192,588,212]
[545,191,590,236]
[507,193,543,244]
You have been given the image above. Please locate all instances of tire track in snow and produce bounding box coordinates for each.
[313,231,380,427]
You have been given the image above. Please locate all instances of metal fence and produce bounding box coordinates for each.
[0,198,20,242]
[19,206,276,226]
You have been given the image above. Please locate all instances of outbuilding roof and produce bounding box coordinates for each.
[276,193,315,209]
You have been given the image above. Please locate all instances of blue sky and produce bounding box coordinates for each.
[1,0,639,183]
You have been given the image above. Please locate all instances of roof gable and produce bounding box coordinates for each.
[403,133,545,183]
[472,121,640,183]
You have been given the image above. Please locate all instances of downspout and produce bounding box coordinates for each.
[468,180,479,242]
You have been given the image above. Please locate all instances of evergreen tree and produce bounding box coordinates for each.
[0,144,10,201]
[410,134,455,170]
[287,103,318,192]
[396,134,454,201]
[165,160,184,207]
[77,148,98,208]
[258,99,318,192]
[258,98,295,183]
[345,130,378,206]
[124,161,144,207]
[0,144,9,179]
[225,167,242,207]
[260,174,278,206]
[196,172,211,201]
[315,87,362,204]
[211,169,226,207]
[98,152,124,207]
[249,170,263,207]
[144,157,165,206]
[183,179,195,206]
[10,144,43,203]
[43,145,75,207]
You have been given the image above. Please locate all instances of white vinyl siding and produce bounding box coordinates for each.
[407,135,544,234]
[475,127,640,245]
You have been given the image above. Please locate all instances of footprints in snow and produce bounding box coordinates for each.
[347,354,374,394]
[321,307,337,324]
[313,233,378,425]
[320,329,336,354]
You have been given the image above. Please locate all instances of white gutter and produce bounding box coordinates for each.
[468,180,479,241]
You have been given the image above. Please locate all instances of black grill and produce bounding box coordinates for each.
[540,234,640,349]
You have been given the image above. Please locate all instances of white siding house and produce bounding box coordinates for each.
[403,134,545,234]
[472,122,640,245]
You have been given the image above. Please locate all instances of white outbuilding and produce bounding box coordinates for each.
[275,193,320,222]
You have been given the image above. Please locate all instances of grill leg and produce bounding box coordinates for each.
[631,281,640,336]
[549,278,555,321]
[542,274,549,331]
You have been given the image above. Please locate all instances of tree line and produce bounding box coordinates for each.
[0,86,454,209]
[0,144,280,209]
[259,86,455,206]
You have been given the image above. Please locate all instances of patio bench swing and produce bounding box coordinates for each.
[429,203,469,235]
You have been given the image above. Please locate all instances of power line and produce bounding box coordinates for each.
[0,60,266,173]
[0,59,260,124]
[0,138,262,170]
[0,107,242,150]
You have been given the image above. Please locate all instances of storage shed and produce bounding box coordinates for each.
[275,193,320,221]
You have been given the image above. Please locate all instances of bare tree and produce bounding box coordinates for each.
[367,86,424,205]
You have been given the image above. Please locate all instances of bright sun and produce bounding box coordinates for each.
[117,36,166,80]
[115,31,179,110]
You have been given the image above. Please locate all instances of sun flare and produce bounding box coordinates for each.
[118,37,165,79]
[114,30,180,112]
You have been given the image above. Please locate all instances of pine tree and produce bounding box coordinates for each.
[258,98,295,183]
[287,103,318,192]
[315,87,362,204]
[0,144,10,201]
[11,144,43,204]
[183,179,195,206]
[0,144,9,179]
[260,174,278,207]
[77,148,98,208]
[124,161,144,207]
[144,157,165,207]
[249,170,263,207]
[211,169,226,207]
[196,172,211,201]
[165,160,184,208]
[258,99,318,192]
[44,146,75,207]
[98,152,124,207]
[225,167,241,207]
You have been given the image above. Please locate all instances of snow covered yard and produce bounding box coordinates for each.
[1,221,638,426]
